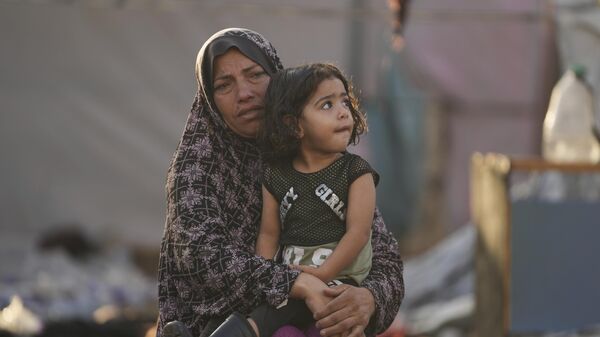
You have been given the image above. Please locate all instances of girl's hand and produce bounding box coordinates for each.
[290,272,331,314]
[304,288,332,317]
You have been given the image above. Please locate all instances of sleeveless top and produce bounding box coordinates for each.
[263,152,379,284]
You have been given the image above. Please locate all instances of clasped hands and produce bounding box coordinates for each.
[292,265,374,337]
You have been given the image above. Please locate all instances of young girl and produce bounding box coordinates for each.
[242,63,379,337]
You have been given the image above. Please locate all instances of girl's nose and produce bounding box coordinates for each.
[338,103,350,118]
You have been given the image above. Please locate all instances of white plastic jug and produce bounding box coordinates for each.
[542,65,600,163]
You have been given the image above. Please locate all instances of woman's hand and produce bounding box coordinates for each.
[313,284,375,337]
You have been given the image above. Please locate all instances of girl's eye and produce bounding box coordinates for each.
[322,102,333,110]
[342,99,351,108]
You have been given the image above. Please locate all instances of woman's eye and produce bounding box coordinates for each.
[214,82,230,92]
[251,71,266,79]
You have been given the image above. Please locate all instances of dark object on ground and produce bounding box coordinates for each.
[207,313,257,337]
[37,226,98,259]
[0,319,153,337]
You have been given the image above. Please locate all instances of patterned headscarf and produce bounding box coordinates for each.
[194,28,283,130]
[166,27,284,232]
[158,28,404,337]
[157,28,297,336]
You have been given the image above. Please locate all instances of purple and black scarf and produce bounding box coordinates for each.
[157,28,404,337]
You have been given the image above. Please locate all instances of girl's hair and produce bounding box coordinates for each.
[259,63,367,163]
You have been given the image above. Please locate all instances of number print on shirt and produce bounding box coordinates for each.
[282,246,333,267]
[282,246,304,265]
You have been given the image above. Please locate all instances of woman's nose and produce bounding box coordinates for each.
[237,80,255,101]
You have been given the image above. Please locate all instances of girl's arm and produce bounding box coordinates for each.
[296,173,375,283]
[256,185,281,259]
[257,186,334,315]
[313,208,404,337]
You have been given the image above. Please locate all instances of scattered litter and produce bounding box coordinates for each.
[0,295,43,336]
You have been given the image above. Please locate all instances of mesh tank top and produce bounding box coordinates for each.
[263,152,379,246]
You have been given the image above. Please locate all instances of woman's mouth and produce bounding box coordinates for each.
[238,106,263,119]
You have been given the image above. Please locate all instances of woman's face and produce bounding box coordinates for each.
[212,48,270,138]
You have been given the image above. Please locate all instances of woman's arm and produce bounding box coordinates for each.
[360,208,404,333]
[295,174,375,283]
[162,206,299,309]
[159,154,302,332]
[313,208,404,337]
[256,185,281,259]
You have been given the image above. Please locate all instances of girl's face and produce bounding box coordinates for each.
[297,77,354,156]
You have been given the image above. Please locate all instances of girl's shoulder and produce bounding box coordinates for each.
[342,152,371,170]
[343,152,380,186]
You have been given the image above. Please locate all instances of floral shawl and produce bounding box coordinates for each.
[157,28,404,337]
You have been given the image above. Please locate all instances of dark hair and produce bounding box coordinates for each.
[259,63,367,163]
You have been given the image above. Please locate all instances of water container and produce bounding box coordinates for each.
[542,65,600,163]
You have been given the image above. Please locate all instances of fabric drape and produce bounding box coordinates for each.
[157,28,404,337]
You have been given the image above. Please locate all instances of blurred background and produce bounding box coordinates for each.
[1,0,600,336]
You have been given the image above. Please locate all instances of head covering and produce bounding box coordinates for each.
[158,28,405,337]
[194,28,283,133]
[158,28,291,336]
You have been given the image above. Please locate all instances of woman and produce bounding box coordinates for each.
[157,28,404,337]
